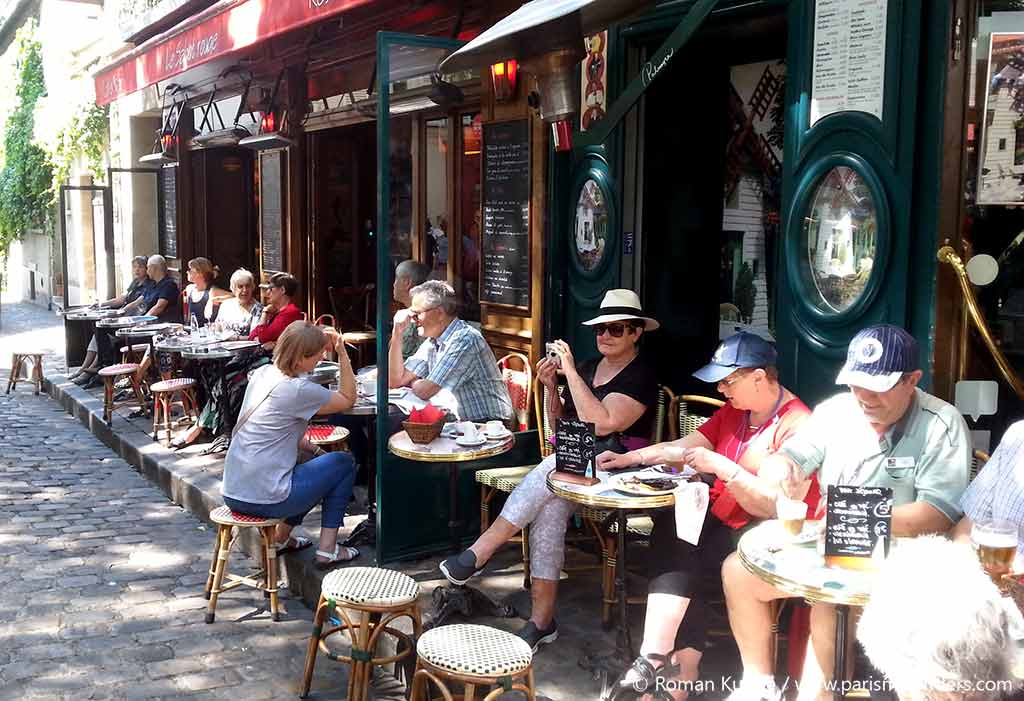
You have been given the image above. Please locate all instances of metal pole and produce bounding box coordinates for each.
[374,31,392,562]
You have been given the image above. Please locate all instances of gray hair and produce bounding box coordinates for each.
[147,254,168,272]
[857,536,1014,701]
[229,268,256,292]
[131,256,148,268]
[395,260,430,288]
[410,279,457,316]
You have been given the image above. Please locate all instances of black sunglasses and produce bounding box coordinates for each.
[592,322,634,337]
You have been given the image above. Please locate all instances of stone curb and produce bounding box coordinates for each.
[43,372,332,611]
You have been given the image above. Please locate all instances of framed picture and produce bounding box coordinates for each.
[978,33,1024,205]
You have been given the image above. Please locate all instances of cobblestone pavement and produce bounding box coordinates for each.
[0,301,66,375]
[0,390,373,701]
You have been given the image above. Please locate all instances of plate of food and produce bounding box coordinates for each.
[608,473,685,497]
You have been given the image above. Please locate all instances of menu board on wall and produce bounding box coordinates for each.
[810,0,887,126]
[481,120,530,309]
[158,165,178,259]
[260,150,284,273]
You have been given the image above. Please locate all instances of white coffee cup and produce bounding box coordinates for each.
[461,421,479,441]
[359,377,375,395]
[485,420,505,437]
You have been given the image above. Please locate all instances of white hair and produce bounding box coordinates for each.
[410,279,458,316]
[229,268,256,292]
[147,254,167,272]
[857,536,1014,701]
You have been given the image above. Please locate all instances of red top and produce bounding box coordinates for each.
[697,398,819,530]
[249,303,304,343]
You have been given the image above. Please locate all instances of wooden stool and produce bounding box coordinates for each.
[150,377,199,445]
[300,567,421,701]
[411,624,536,701]
[97,363,146,425]
[7,352,44,395]
[304,424,351,453]
[204,506,282,624]
[120,343,149,364]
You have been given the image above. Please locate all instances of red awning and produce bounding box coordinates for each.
[94,0,376,106]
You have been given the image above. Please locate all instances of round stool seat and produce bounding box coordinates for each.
[416,624,532,677]
[99,363,140,377]
[209,505,281,528]
[305,425,350,445]
[321,567,418,607]
[151,377,196,393]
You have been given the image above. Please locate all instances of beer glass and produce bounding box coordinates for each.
[776,495,808,536]
[971,519,1018,585]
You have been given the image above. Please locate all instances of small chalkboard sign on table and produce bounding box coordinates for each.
[824,485,893,570]
[552,418,598,486]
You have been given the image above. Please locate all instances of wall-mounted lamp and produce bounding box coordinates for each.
[490,59,518,102]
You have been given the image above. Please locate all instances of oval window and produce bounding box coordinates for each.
[801,166,878,314]
[574,179,609,272]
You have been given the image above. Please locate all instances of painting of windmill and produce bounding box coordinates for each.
[719,60,785,341]
[979,33,1024,205]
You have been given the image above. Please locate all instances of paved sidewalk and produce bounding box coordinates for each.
[0,302,67,375]
[0,389,390,701]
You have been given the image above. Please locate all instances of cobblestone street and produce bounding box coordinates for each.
[0,371,353,700]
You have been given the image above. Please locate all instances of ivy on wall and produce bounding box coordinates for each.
[50,103,109,193]
[0,20,53,259]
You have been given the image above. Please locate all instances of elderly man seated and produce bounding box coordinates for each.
[722,325,971,701]
[393,259,431,361]
[858,536,1014,701]
[388,279,512,424]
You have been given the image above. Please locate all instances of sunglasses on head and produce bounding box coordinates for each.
[592,322,634,337]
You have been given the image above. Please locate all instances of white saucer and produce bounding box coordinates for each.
[483,429,512,440]
[456,436,486,447]
[388,389,405,398]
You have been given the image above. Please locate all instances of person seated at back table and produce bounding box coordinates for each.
[183,256,231,327]
[721,325,971,701]
[597,333,815,701]
[214,268,263,338]
[388,279,512,424]
[393,259,431,360]
[439,289,659,651]
[71,255,152,386]
[950,418,1024,573]
[222,320,362,568]
[251,272,304,351]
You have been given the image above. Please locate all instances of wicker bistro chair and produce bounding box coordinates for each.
[497,352,533,432]
[6,351,45,395]
[411,623,536,701]
[204,506,283,624]
[98,363,148,425]
[300,567,422,701]
[149,377,199,445]
[670,394,725,440]
[970,448,991,482]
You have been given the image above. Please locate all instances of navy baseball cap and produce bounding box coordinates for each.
[693,332,779,383]
[836,325,919,392]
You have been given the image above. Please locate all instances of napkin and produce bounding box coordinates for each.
[409,403,444,424]
[674,481,710,545]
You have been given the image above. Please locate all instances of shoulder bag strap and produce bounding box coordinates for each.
[232,378,286,438]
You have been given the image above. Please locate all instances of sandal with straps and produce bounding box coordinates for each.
[276,535,314,556]
[602,653,681,701]
[313,543,360,570]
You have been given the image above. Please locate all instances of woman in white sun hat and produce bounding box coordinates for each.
[439,289,660,652]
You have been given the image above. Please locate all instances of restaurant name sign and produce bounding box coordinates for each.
[94,0,373,106]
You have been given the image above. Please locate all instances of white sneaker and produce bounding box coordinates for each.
[725,679,782,701]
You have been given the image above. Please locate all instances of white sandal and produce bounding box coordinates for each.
[314,543,360,570]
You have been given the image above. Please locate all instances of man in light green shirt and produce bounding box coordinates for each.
[392,260,430,360]
[721,325,970,701]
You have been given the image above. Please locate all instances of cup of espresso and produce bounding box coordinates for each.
[485,420,505,437]
[461,421,479,442]
[972,519,1018,586]
[776,495,808,536]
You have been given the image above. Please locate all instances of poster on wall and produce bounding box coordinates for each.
[810,0,887,126]
[978,33,1024,205]
[580,32,608,131]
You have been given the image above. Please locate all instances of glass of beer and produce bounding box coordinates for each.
[777,495,808,536]
[971,519,1018,585]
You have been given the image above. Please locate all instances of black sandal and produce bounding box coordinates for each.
[602,653,680,701]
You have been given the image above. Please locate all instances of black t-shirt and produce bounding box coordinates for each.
[142,276,180,322]
[561,355,658,439]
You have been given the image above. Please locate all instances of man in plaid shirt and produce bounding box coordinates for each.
[388,280,512,424]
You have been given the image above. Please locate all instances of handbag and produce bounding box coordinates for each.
[594,433,628,455]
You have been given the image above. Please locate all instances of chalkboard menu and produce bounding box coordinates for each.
[825,485,893,566]
[553,418,598,485]
[158,165,178,259]
[481,120,530,308]
[260,150,284,273]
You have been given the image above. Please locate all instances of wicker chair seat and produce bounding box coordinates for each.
[305,425,351,445]
[209,505,281,528]
[98,363,141,377]
[475,466,532,493]
[416,624,532,677]
[150,377,196,393]
[581,507,654,537]
[321,567,419,607]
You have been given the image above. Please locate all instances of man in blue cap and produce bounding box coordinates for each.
[720,324,971,701]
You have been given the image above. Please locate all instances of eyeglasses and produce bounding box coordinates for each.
[409,306,438,320]
[592,323,632,337]
[718,370,754,387]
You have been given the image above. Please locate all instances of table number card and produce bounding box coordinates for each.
[824,485,893,570]
[553,418,599,486]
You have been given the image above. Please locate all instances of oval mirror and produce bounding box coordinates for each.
[966,254,999,286]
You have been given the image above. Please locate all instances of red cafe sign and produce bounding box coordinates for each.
[94,0,373,106]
